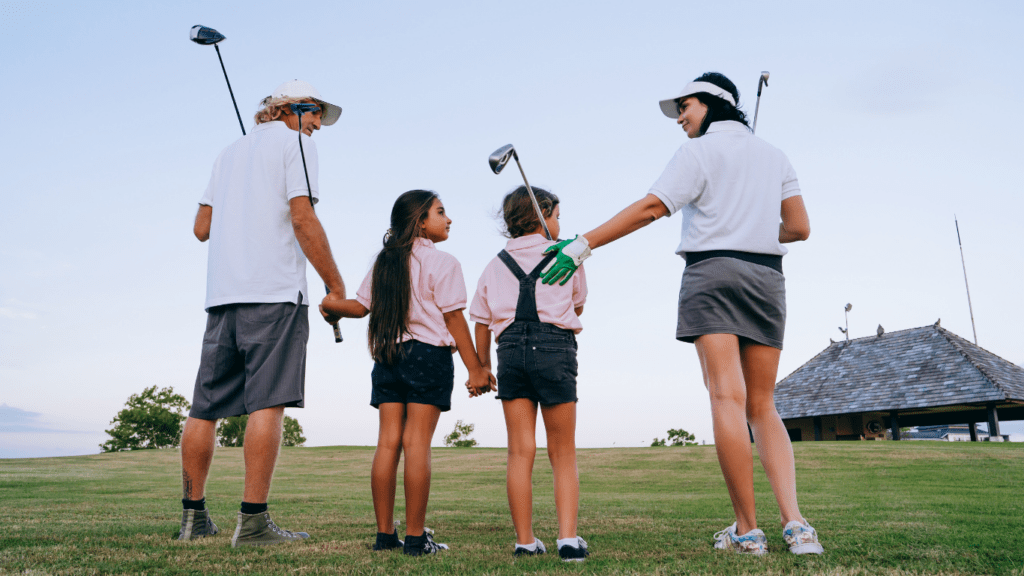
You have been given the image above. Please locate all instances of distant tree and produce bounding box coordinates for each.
[651,428,697,447]
[100,386,190,452]
[282,416,306,447]
[443,420,478,448]
[217,416,247,447]
[216,414,306,447]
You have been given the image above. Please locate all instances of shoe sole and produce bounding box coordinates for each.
[790,543,824,555]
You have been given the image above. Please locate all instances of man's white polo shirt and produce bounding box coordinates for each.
[649,120,801,258]
[199,121,320,310]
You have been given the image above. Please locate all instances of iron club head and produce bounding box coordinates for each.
[190,25,226,45]
[757,71,770,95]
[488,144,515,175]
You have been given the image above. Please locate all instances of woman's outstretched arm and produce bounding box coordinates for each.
[582,194,670,249]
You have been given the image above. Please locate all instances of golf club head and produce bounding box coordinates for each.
[756,71,770,96]
[760,71,770,84]
[489,144,515,175]
[190,25,226,45]
[289,103,321,116]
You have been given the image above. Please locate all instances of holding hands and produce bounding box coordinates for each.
[465,367,497,398]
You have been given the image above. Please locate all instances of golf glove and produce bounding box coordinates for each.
[541,235,591,285]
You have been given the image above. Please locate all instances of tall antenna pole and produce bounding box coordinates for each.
[954,215,978,345]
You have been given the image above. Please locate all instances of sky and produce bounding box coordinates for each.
[1,0,1022,458]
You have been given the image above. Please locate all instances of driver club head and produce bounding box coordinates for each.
[190,25,226,45]
[489,144,515,175]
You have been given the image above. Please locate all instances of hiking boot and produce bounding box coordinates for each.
[557,536,589,562]
[514,538,546,556]
[403,527,449,556]
[713,522,767,556]
[177,508,219,540]
[783,520,824,555]
[230,511,310,548]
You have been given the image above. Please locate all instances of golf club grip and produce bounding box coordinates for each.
[325,284,342,343]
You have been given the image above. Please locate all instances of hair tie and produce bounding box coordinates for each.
[383,228,393,243]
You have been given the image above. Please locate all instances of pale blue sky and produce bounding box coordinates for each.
[2,0,1022,458]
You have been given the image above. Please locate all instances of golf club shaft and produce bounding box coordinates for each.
[752,95,761,134]
[512,154,552,241]
[296,114,343,343]
[214,44,246,136]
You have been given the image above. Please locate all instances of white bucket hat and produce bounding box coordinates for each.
[269,79,342,126]
[658,81,736,119]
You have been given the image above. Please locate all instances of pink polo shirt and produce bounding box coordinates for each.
[356,237,467,350]
[469,234,587,339]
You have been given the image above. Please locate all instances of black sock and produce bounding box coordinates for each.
[182,497,206,511]
[240,501,268,515]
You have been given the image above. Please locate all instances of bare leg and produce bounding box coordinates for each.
[242,406,285,503]
[502,399,539,545]
[540,402,579,540]
[402,403,442,536]
[372,403,406,533]
[181,417,218,500]
[741,342,805,526]
[695,334,757,534]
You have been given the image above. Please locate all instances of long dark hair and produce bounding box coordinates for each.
[690,72,751,136]
[367,190,439,365]
[498,185,558,238]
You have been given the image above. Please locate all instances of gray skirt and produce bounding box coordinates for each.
[676,257,786,349]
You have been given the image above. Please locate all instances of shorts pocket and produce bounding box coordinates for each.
[532,346,577,381]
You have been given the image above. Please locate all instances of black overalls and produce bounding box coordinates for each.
[493,250,579,405]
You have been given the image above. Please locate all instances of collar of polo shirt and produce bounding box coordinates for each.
[658,81,737,119]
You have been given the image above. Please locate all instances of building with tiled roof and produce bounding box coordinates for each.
[774,321,1024,441]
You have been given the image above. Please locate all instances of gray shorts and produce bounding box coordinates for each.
[676,257,786,349]
[190,295,309,420]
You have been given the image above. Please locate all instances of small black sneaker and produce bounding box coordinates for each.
[373,530,404,551]
[177,508,219,540]
[403,528,449,556]
[558,536,589,562]
[514,538,546,556]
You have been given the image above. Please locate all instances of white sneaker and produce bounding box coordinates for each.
[514,538,546,556]
[713,522,767,556]
[783,520,824,555]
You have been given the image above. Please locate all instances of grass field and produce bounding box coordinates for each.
[1,442,1022,575]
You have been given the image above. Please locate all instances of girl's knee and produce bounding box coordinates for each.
[745,397,777,422]
[508,440,537,460]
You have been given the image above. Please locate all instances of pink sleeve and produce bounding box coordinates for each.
[432,254,467,313]
[355,267,374,310]
[468,271,492,325]
[572,263,588,307]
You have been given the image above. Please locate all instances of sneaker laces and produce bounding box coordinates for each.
[264,513,296,538]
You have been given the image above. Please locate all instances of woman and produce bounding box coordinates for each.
[542,72,822,556]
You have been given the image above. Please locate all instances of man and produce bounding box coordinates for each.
[178,80,344,547]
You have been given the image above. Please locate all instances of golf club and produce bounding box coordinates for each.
[488,144,552,241]
[189,25,246,135]
[752,71,769,134]
[291,103,343,343]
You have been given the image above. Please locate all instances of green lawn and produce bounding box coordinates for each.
[1,442,1022,575]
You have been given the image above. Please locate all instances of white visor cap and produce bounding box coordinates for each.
[271,79,342,126]
[658,81,737,119]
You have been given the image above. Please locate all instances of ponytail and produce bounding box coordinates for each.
[367,190,439,365]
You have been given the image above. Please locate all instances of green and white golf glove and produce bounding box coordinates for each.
[541,235,591,285]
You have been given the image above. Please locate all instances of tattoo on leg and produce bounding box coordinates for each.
[183,469,193,499]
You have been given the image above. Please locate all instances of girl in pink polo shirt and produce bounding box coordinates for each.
[320,189,495,556]
[468,186,590,561]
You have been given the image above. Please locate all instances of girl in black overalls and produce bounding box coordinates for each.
[468,186,590,561]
